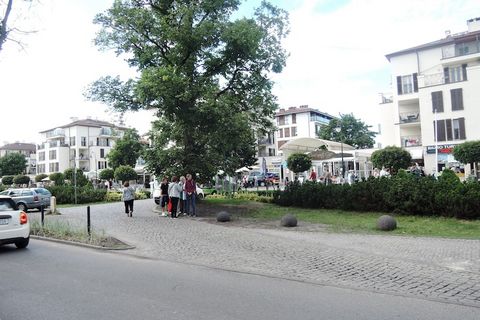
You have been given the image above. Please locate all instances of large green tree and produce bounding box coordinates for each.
[86,0,289,181]
[0,152,26,176]
[371,146,412,174]
[107,128,144,169]
[318,113,376,149]
[453,141,480,175]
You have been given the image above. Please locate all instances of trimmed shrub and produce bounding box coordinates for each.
[99,168,114,180]
[35,174,48,183]
[49,172,65,186]
[13,175,30,185]
[114,165,137,182]
[1,175,14,185]
[105,192,122,202]
[46,185,107,204]
[135,191,148,200]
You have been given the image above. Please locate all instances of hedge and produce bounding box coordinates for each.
[273,169,480,220]
[47,185,107,204]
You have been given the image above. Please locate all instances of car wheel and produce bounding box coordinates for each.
[15,237,29,249]
[17,203,28,212]
[197,193,204,200]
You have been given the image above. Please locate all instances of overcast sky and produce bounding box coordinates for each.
[0,0,478,144]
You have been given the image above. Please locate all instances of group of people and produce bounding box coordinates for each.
[158,173,197,218]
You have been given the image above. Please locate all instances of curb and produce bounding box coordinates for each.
[31,235,136,251]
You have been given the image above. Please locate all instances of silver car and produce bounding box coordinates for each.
[0,188,50,212]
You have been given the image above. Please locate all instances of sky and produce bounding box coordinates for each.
[0,0,478,144]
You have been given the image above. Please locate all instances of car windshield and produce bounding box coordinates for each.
[34,188,51,195]
[0,199,14,210]
[0,191,8,195]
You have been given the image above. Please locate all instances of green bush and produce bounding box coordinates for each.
[49,172,65,186]
[99,168,114,180]
[135,191,148,200]
[13,175,30,185]
[105,192,122,202]
[273,173,480,220]
[46,185,107,204]
[1,175,14,185]
[114,165,137,182]
[35,174,48,183]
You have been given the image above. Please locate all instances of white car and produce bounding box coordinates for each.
[153,183,205,204]
[0,196,30,249]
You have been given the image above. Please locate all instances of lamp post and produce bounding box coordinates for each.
[335,126,345,178]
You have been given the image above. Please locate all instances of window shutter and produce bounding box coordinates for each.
[396,76,402,95]
[445,119,453,141]
[451,88,463,111]
[432,91,444,112]
[458,117,466,139]
[413,73,418,92]
[437,120,446,142]
[462,64,468,81]
[443,67,450,84]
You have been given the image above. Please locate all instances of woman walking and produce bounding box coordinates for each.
[168,176,182,218]
[122,181,135,217]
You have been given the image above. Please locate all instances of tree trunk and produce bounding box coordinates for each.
[0,0,13,52]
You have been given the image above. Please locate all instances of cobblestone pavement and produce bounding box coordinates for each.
[35,200,480,307]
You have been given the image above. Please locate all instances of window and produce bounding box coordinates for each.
[451,88,463,111]
[49,162,59,172]
[39,152,45,161]
[432,91,444,112]
[292,114,296,124]
[268,148,275,156]
[278,129,283,138]
[278,115,285,126]
[434,117,466,142]
[284,127,290,138]
[69,136,76,146]
[100,149,105,158]
[445,65,467,83]
[98,161,107,169]
[453,118,466,140]
[49,150,57,160]
[396,73,418,95]
[37,164,45,174]
[291,127,297,137]
[81,137,87,147]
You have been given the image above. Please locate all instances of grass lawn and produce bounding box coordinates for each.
[205,198,480,239]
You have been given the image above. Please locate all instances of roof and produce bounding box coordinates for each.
[0,143,36,152]
[276,106,335,119]
[39,119,128,133]
[279,138,354,158]
[385,29,480,61]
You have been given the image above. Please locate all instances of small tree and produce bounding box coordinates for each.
[13,175,30,185]
[114,165,137,182]
[35,173,48,182]
[99,168,114,181]
[64,168,89,187]
[49,172,65,186]
[0,152,27,176]
[106,129,144,169]
[1,175,14,185]
[287,153,312,176]
[453,141,480,176]
[371,146,411,174]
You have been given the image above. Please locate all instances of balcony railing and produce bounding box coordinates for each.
[422,72,467,87]
[401,136,422,147]
[399,112,420,124]
[37,144,45,150]
[442,40,480,59]
[258,137,274,145]
[48,141,69,148]
[46,129,65,138]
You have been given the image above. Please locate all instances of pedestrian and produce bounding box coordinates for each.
[122,181,135,217]
[160,177,169,217]
[185,173,196,217]
[168,176,182,218]
[309,170,317,181]
[179,176,187,215]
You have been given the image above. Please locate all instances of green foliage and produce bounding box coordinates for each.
[63,168,89,187]
[49,172,65,186]
[105,192,122,202]
[106,129,144,169]
[99,168,114,180]
[35,173,48,182]
[273,175,480,220]
[0,152,27,176]
[287,153,312,173]
[318,113,376,149]
[1,175,14,185]
[13,175,30,185]
[86,0,289,182]
[234,191,273,203]
[46,185,107,204]
[453,141,480,165]
[114,165,137,182]
[371,146,412,174]
[135,191,148,200]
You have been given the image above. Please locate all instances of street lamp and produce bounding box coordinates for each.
[335,126,345,178]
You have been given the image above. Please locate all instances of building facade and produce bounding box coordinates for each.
[36,119,127,176]
[380,17,480,175]
[0,143,36,175]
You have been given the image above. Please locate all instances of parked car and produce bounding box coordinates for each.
[0,196,30,249]
[0,188,50,212]
[153,183,205,204]
[247,171,266,187]
[265,172,280,185]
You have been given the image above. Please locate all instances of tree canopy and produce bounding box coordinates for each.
[114,165,137,182]
[287,153,312,174]
[371,146,411,174]
[453,141,480,165]
[107,128,144,169]
[0,152,26,176]
[318,113,376,149]
[86,0,289,182]
[99,168,114,180]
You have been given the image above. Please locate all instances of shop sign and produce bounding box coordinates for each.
[426,144,456,154]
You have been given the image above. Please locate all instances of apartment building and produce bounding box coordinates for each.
[36,118,127,175]
[379,17,480,175]
[0,142,36,175]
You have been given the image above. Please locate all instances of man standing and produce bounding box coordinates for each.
[185,173,196,217]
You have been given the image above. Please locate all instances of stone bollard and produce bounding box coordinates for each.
[50,196,57,214]
[376,215,397,231]
[216,211,231,222]
[281,214,297,227]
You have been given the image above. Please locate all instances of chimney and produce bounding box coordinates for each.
[288,106,296,110]
[299,105,308,108]
[279,108,285,112]
[445,30,451,37]
[467,17,480,32]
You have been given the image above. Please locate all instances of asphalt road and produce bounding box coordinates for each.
[0,240,478,320]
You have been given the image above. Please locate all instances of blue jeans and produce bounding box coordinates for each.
[185,193,196,216]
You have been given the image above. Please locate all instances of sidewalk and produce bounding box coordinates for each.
[37,199,480,307]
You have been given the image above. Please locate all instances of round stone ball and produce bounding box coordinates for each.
[281,214,297,227]
[377,215,397,231]
[216,211,231,222]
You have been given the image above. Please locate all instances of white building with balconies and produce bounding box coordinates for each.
[36,118,127,177]
[380,17,480,176]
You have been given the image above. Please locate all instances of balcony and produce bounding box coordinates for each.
[442,39,480,60]
[258,137,274,145]
[37,144,45,150]
[48,141,69,148]
[401,136,422,148]
[46,128,65,139]
[99,128,118,136]
[399,112,420,124]
[422,72,467,88]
